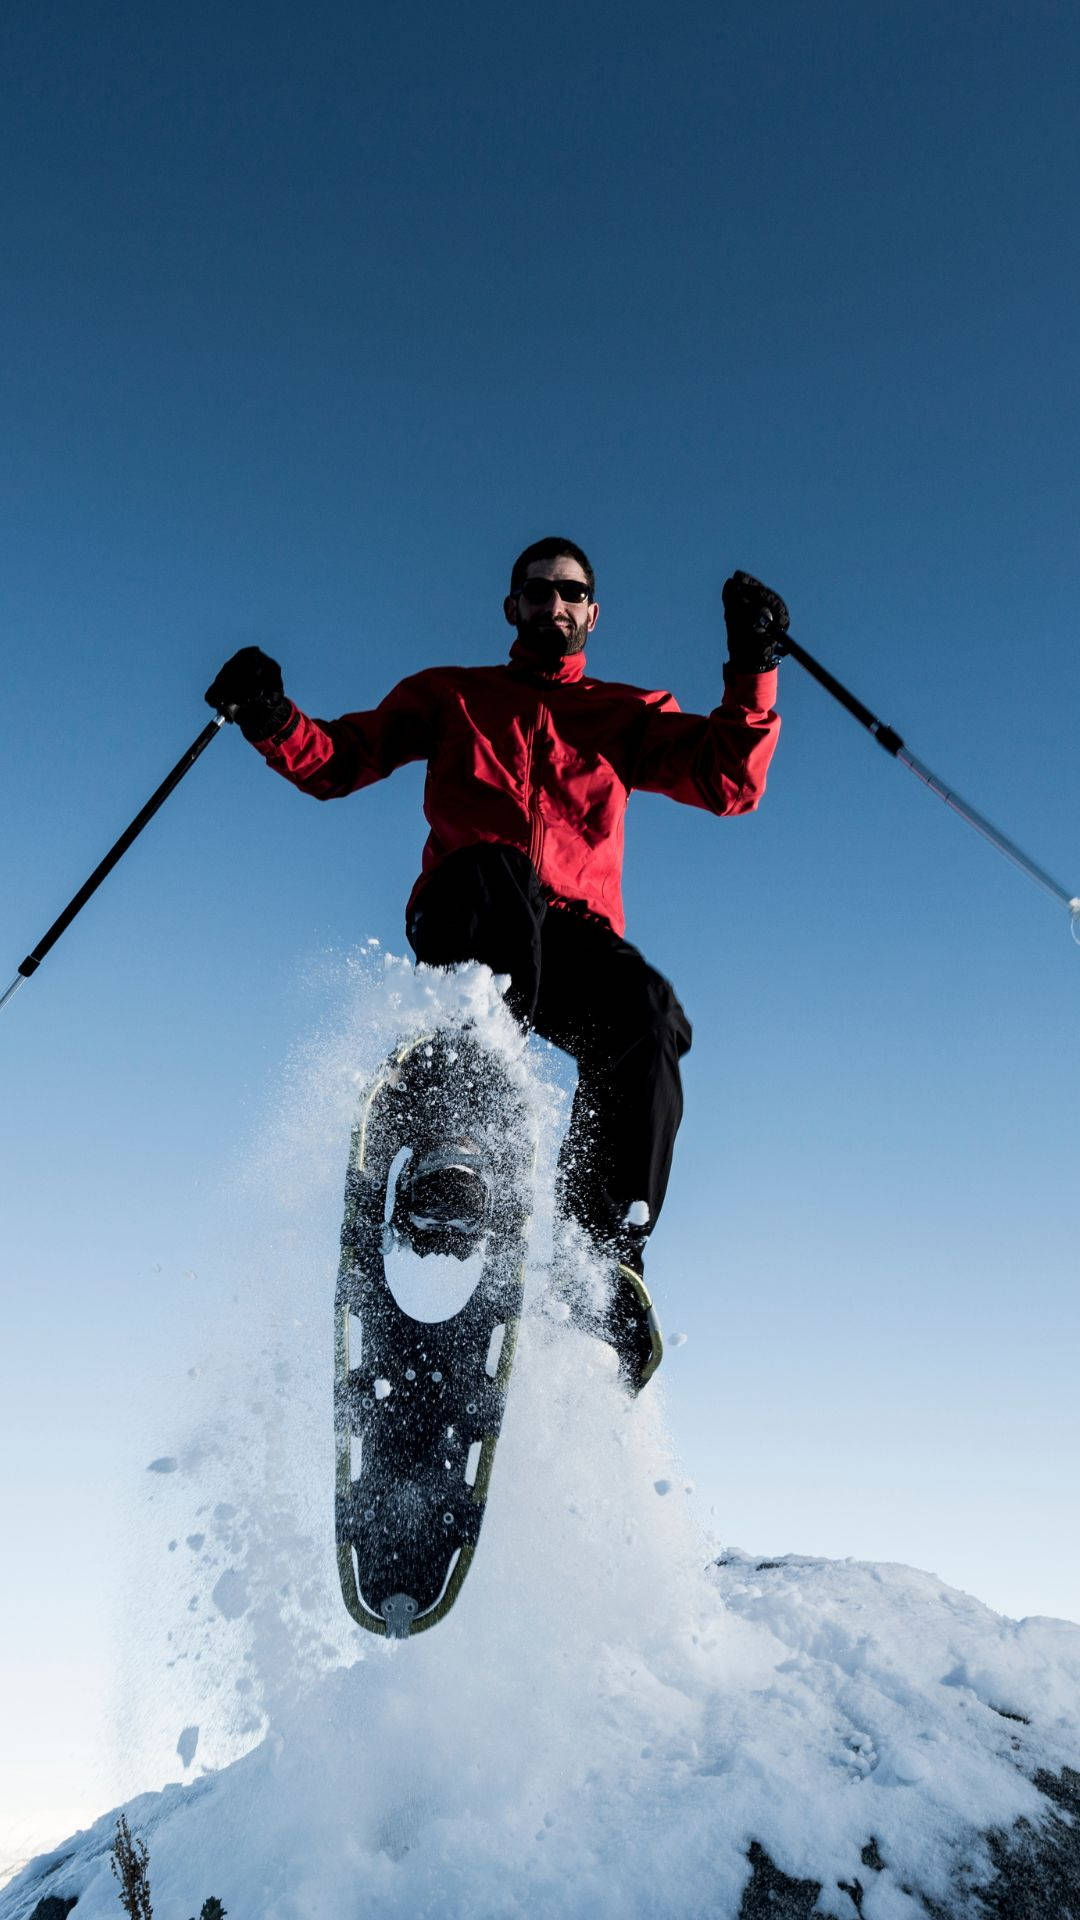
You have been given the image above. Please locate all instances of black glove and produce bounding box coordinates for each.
[722,571,790,673]
[204,646,293,743]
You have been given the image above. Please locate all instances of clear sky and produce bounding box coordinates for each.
[2,0,1078,1867]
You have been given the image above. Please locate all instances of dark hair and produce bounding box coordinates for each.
[509,536,595,597]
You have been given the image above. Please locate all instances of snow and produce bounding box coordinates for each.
[6,1536,1078,1917]
[5,958,1078,1918]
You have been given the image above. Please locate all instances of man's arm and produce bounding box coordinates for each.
[626,670,780,815]
[205,647,436,800]
[624,570,786,813]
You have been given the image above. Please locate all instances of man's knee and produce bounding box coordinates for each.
[586,964,692,1066]
[406,842,546,1024]
[407,843,542,960]
[644,970,692,1057]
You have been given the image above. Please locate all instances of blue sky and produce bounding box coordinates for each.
[2,0,1078,1859]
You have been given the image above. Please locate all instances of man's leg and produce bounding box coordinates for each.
[531,909,692,1272]
[406,843,548,1024]
[396,844,547,1254]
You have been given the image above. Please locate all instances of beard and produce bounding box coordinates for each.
[515,609,589,659]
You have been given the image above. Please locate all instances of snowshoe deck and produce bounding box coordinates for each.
[334,1030,532,1637]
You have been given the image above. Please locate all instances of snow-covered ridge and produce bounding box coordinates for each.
[5,961,1078,1918]
[5,1549,1078,1918]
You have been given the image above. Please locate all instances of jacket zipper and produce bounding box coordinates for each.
[525,701,548,872]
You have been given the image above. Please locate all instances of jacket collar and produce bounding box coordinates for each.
[507,635,587,685]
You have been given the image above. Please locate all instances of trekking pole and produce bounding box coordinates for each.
[781,634,1080,943]
[1,710,234,1013]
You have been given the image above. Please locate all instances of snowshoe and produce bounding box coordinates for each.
[551,1220,664,1396]
[334,1029,533,1638]
[606,1261,664,1396]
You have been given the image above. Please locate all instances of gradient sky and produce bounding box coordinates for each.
[2,0,1078,1864]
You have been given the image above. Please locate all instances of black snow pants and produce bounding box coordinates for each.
[406,842,692,1267]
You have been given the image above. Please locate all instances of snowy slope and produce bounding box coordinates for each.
[5,1535,1079,1919]
[5,964,1078,1918]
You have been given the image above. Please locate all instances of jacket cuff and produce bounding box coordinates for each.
[251,702,301,751]
[721,664,779,708]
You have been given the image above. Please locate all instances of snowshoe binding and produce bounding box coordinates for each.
[391,1138,493,1259]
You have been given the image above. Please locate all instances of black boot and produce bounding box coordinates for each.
[552,1220,663,1395]
[391,1140,492,1260]
[605,1260,664,1396]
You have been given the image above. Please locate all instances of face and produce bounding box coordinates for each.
[503,555,599,659]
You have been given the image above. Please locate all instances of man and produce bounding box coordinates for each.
[205,539,786,1391]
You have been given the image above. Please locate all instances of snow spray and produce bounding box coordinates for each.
[9,950,1080,1919]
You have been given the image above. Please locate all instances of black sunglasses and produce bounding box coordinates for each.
[514,576,592,606]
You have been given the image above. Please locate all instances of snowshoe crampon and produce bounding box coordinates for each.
[334,1030,533,1637]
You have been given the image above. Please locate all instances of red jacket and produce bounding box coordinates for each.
[253,637,780,937]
